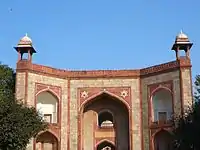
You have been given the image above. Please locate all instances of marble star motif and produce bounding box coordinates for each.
[81,91,89,99]
[120,90,128,98]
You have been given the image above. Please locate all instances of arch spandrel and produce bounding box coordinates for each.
[149,81,173,97]
[79,91,131,113]
[78,87,131,112]
[35,83,61,100]
[36,89,60,101]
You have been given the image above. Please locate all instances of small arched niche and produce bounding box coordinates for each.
[97,140,115,150]
[98,110,114,128]
[152,89,173,123]
[36,131,58,150]
[154,130,173,150]
[36,91,59,124]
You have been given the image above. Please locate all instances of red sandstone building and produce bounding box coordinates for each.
[15,31,193,150]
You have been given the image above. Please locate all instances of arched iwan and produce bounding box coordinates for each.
[79,90,130,150]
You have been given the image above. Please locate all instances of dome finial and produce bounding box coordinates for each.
[17,33,33,46]
[180,29,183,34]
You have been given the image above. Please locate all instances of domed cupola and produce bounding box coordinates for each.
[171,30,193,60]
[18,33,33,46]
[14,33,36,62]
[175,30,190,44]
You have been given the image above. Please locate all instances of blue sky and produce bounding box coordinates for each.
[0,0,199,79]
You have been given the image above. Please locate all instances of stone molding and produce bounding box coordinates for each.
[16,57,191,79]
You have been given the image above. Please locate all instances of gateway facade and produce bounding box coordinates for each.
[15,32,193,150]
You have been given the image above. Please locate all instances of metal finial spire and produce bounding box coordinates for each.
[180,30,183,34]
[25,33,28,37]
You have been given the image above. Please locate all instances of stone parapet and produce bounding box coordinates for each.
[16,57,191,79]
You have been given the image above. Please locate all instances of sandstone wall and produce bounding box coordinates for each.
[83,110,95,149]
[181,68,193,110]
[15,72,26,102]
[25,73,68,150]
[141,70,181,150]
[16,71,142,150]
[16,68,192,150]
[16,72,34,150]
[70,78,141,150]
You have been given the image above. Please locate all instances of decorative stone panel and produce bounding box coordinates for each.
[15,57,192,150]
[149,81,173,95]
[27,73,68,150]
[78,87,131,109]
[70,78,141,150]
[141,71,181,150]
[35,83,61,97]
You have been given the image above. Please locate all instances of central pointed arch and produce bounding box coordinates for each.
[79,91,131,150]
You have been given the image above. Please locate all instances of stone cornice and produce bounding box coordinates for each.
[16,57,192,79]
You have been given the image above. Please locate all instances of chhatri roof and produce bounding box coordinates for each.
[175,30,190,44]
[17,33,33,47]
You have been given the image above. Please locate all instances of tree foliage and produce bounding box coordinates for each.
[194,75,200,101]
[172,75,200,150]
[0,63,47,150]
[0,63,15,99]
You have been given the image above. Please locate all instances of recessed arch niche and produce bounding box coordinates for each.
[36,131,58,150]
[96,140,115,150]
[36,91,59,124]
[154,130,173,150]
[98,110,114,128]
[80,92,130,150]
[151,88,173,123]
